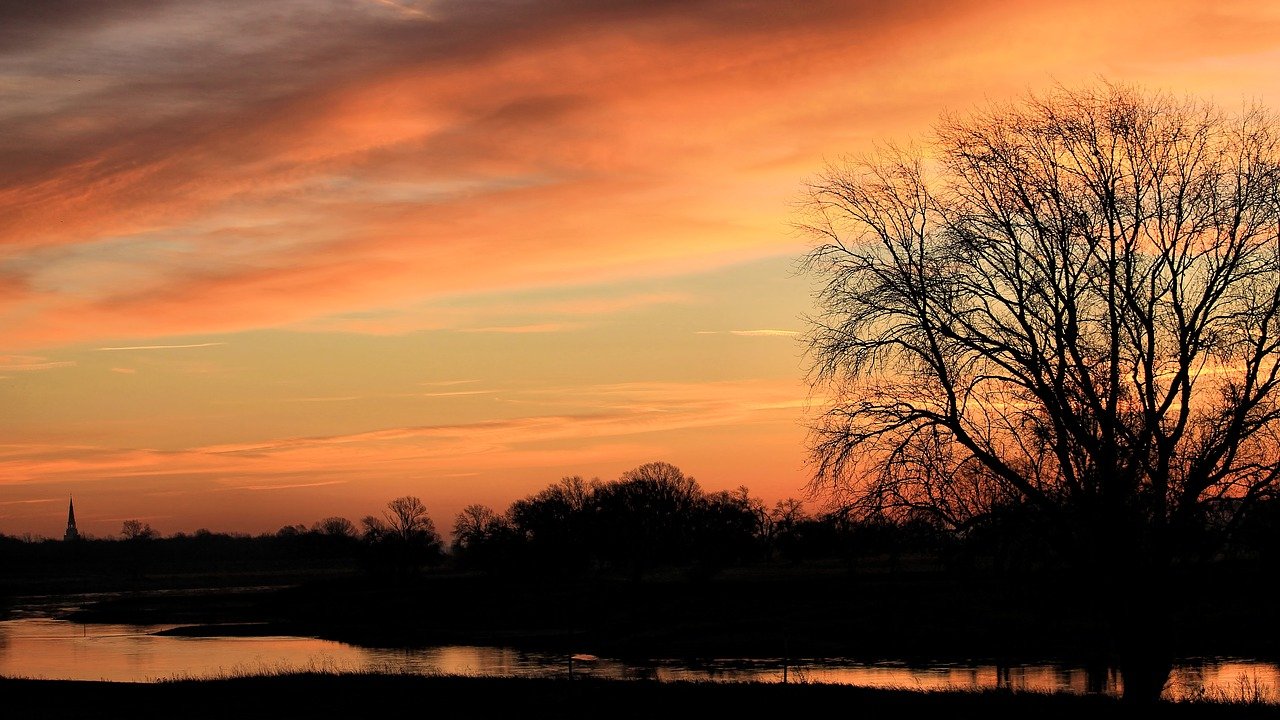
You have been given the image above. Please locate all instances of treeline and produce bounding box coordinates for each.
[0,462,944,584]
[6,461,1280,586]
[448,461,923,575]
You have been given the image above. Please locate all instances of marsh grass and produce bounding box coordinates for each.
[9,672,1280,720]
[1175,672,1277,705]
[139,661,1276,706]
[152,657,445,683]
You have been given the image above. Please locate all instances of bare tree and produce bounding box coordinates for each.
[799,81,1280,568]
[798,81,1280,696]
[360,514,390,542]
[452,504,501,551]
[120,519,157,540]
[312,516,357,538]
[799,82,1280,701]
[382,496,439,544]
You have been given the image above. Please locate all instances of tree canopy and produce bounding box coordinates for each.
[799,82,1280,567]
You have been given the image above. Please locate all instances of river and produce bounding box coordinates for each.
[0,595,1274,702]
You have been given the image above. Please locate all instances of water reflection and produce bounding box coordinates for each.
[0,616,1275,702]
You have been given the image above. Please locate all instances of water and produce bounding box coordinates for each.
[1,599,1275,701]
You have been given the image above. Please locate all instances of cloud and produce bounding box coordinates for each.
[0,355,75,371]
[0,497,58,506]
[231,480,348,491]
[293,290,689,336]
[366,0,432,18]
[533,292,691,316]
[0,376,812,533]
[0,0,1032,349]
[696,329,800,337]
[0,379,803,484]
[95,342,225,351]
[460,323,576,334]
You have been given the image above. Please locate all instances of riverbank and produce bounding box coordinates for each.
[2,673,1276,720]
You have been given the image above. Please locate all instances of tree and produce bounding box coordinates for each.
[452,504,502,552]
[120,519,156,540]
[508,476,598,572]
[768,498,810,563]
[360,514,390,542]
[451,504,520,570]
[361,496,443,573]
[694,486,766,570]
[312,516,357,538]
[595,462,703,573]
[799,82,1280,699]
[382,495,440,546]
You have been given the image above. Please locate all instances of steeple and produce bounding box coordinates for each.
[64,495,79,541]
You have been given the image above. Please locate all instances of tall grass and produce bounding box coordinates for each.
[153,657,440,683]
[1175,672,1277,705]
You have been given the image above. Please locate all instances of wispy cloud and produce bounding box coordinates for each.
[533,292,691,316]
[696,329,800,337]
[367,0,431,18]
[460,323,575,334]
[0,355,76,371]
[110,367,137,374]
[231,480,348,491]
[0,377,808,533]
[0,0,1017,349]
[95,342,225,351]
[295,290,689,336]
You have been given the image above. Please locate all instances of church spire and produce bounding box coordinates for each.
[64,495,79,541]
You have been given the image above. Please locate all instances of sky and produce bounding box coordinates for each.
[3,0,1280,538]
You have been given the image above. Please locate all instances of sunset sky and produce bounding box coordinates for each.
[3,0,1280,538]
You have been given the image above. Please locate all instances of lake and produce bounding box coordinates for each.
[1,595,1275,702]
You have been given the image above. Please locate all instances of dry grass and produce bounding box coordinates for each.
[1176,672,1277,705]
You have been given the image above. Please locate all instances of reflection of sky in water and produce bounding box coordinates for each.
[0,617,1275,702]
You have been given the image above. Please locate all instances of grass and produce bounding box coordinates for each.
[4,669,1279,720]
[1175,672,1278,705]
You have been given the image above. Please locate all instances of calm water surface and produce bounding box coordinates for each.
[1,595,1275,702]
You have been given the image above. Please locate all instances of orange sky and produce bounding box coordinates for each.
[3,0,1280,538]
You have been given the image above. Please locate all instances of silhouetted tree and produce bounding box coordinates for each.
[508,476,598,572]
[360,514,389,540]
[386,496,438,544]
[361,496,443,574]
[452,504,502,551]
[451,504,522,570]
[120,519,157,540]
[693,486,766,571]
[312,516,357,538]
[799,80,1280,700]
[594,462,703,574]
[768,499,810,563]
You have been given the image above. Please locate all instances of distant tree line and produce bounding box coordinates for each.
[5,460,1280,586]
